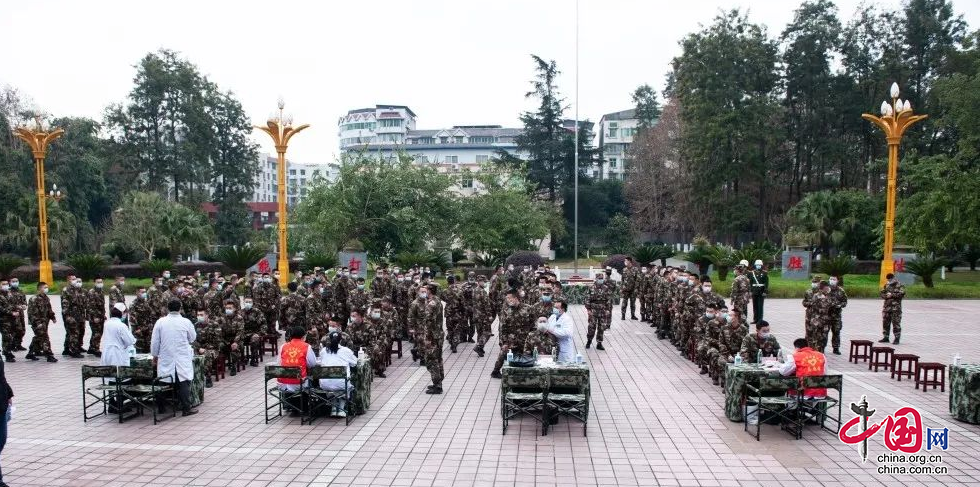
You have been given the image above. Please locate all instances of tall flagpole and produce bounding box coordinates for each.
[573,0,580,276]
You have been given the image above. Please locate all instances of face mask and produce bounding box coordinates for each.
[418,292,428,300]
[552,307,560,316]
[357,284,365,290]
[371,312,381,319]
[139,292,147,299]
[705,313,715,319]
[95,283,104,289]
[225,309,234,316]
[40,287,48,294]
[156,281,163,286]
[121,315,128,324]
[725,315,732,323]
[274,274,280,279]
[243,302,253,310]
[508,300,518,307]
[73,281,82,288]
[197,316,206,323]
[811,282,818,289]
[541,295,552,302]
[596,278,604,284]
[829,280,838,287]
[0,285,8,291]
[760,332,771,339]
[702,285,712,293]
[483,284,490,290]
[721,313,729,320]
[163,273,171,278]
[328,327,339,334]
[10,281,18,288]
[641,268,647,273]
[117,281,125,287]
[508,266,514,271]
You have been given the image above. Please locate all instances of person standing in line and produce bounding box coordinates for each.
[150,300,198,417]
[880,273,905,345]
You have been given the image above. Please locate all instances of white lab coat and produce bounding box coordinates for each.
[150,312,197,382]
[318,346,358,391]
[100,317,136,367]
[545,312,576,363]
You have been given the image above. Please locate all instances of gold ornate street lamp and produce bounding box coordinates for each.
[13,117,65,287]
[862,82,928,288]
[256,99,309,288]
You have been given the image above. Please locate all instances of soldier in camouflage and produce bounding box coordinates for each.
[739,320,781,363]
[241,296,266,366]
[279,282,307,332]
[530,290,557,351]
[371,267,393,300]
[472,275,493,357]
[26,283,58,362]
[826,276,848,354]
[380,296,400,363]
[491,289,534,378]
[585,273,613,350]
[619,257,639,320]
[203,280,224,323]
[333,268,353,327]
[254,272,281,334]
[809,281,833,352]
[85,278,107,357]
[304,282,329,353]
[129,287,157,353]
[365,300,389,377]
[729,264,751,318]
[801,275,822,348]
[218,300,245,375]
[60,275,85,358]
[347,277,370,326]
[192,310,221,387]
[880,273,905,344]
[488,266,506,323]
[8,278,27,351]
[694,303,722,374]
[441,275,466,353]
[108,275,126,306]
[421,284,445,394]
[716,308,748,386]
[0,280,19,361]
[393,271,411,340]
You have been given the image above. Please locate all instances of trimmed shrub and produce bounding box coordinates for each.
[65,253,109,280]
[504,251,545,270]
[602,254,629,274]
[216,245,267,273]
[300,252,339,273]
[141,258,174,275]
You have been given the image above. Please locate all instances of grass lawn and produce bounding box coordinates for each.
[748,270,980,299]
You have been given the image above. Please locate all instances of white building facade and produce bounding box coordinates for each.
[596,109,640,181]
[251,154,338,207]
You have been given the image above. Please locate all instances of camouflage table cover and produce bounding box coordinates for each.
[949,363,980,424]
[350,357,372,415]
[724,363,778,422]
[500,358,590,412]
[131,354,206,407]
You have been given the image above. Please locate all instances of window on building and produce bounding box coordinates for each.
[454,136,464,143]
[475,155,489,163]
[300,169,306,176]
[289,169,296,175]
[607,122,618,138]
[470,136,495,144]
[378,134,402,143]
[445,155,458,164]
[609,157,617,168]
[414,137,434,144]
[300,178,306,185]
[461,177,473,188]
[620,173,627,181]
[379,119,403,128]
[592,170,600,178]
[414,154,430,164]
[439,137,449,144]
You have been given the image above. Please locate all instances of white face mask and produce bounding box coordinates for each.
[243,302,253,310]
[225,309,234,316]
[371,312,381,319]
[0,285,8,291]
[829,279,838,287]
[10,281,18,288]
[40,287,48,294]
[72,281,82,288]
[702,285,712,293]
[95,283,103,289]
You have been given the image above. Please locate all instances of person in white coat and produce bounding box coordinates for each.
[318,331,358,417]
[150,299,197,416]
[100,303,136,367]
[536,298,577,363]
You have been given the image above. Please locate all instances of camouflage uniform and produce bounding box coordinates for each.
[0,290,18,357]
[441,283,466,352]
[193,318,223,380]
[347,287,370,320]
[304,292,328,352]
[730,272,751,317]
[809,291,833,352]
[530,297,557,351]
[365,314,388,376]
[254,281,282,333]
[585,281,612,347]
[393,280,412,339]
[203,289,224,323]
[739,332,781,363]
[60,285,86,355]
[129,295,157,353]
[880,280,905,341]
[669,282,689,346]
[179,288,201,321]
[279,291,307,332]
[620,265,639,319]
[494,302,534,374]
[108,283,126,306]
[241,306,266,364]
[407,296,426,361]
[717,321,748,385]
[380,306,400,355]
[488,272,506,321]
[8,286,27,350]
[471,281,494,353]
[827,285,848,352]
[85,287,107,354]
[218,310,245,373]
[421,297,445,388]
[333,276,352,325]
[694,314,722,370]
[461,276,479,342]
[27,292,57,357]
[347,318,371,355]
[371,275,393,300]
[147,284,166,318]
[680,290,705,355]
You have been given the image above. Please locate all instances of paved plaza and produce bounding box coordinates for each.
[2,298,979,486]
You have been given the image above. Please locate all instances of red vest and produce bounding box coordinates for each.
[278,339,310,385]
[793,347,826,396]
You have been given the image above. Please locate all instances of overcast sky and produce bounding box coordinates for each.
[2,0,978,163]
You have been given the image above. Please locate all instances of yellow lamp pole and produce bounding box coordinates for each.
[862,82,927,288]
[255,100,309,288]
[13,118,65,287]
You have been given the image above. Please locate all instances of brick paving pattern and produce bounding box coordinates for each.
[2,298,979,486]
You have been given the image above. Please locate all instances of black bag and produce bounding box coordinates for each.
[508,355,536,367]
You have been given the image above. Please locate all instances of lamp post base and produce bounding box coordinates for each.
[39,259,54,289]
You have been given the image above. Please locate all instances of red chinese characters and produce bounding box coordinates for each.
[840,406,923,453]
[787,256,804,271]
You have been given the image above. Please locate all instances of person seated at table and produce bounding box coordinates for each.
[739,320,781,364]
[101,303,136,367]
[318,331,358,417]
[777,338,827,400]
[278,326,317,394]
[532,299,576,362]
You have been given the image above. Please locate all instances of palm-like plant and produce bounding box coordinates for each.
[816,255,855,285]
[787,191,858,256]
[473,252,505,269]
[905,255,948,288]
[299,251,339,272]
[141,258,173,275]
[683,244,713,277]
[66,253,109,280]
[216,244,267,273]
[706,245,736,281]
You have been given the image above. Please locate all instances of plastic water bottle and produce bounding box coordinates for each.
[506,349,514,363]
[777,349,784,363]
[734,354,743,366]
[757,350,762,364]
[552,347,558,361]
[953,354,961,366]
[532,348,538,363]
[575,353,583,364]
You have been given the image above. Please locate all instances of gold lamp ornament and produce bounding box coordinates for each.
[255,99,309,288]
[861,83,928,288]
